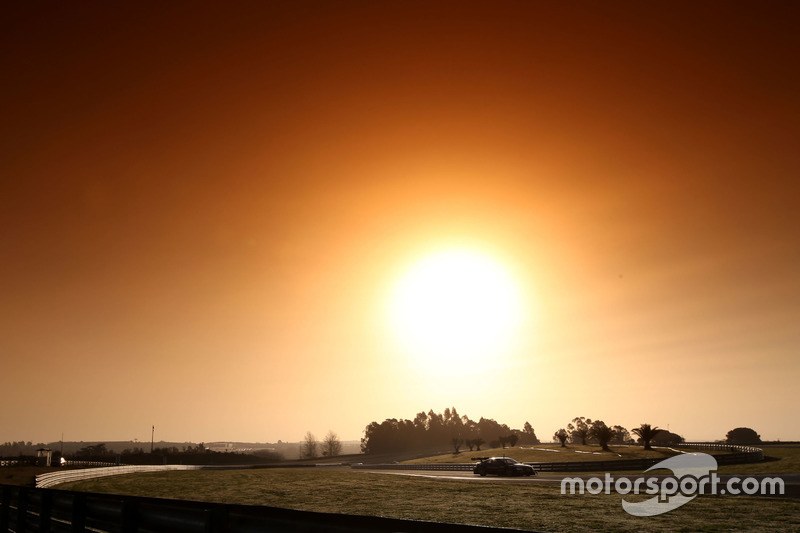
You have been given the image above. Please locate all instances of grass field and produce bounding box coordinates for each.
[403,444,685,464]
[407,444,800,475]
[57,468,799,532]
[0,466,59,486]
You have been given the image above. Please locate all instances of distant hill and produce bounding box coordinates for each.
[2,439,363,459]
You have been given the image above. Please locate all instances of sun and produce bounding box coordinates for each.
[388,248,524,372]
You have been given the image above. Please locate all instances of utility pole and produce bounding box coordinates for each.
[151,425,154,453]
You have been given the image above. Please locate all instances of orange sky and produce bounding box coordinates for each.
[2,2,799,445]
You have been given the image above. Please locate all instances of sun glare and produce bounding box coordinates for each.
[388,248,524,373]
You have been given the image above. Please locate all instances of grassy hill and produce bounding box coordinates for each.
[401,444,684,464]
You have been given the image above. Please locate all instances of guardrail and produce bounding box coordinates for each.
[0,484,535,533]
[63,460,120,468]
[353,463,476,472]
[36,465,203,489]
[679,443,764,462]
[351,460,673,473]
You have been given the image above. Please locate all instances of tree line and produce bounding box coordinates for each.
[300,430,343,459]
[0,425,764,465]
[70,442,282,465]
[551,420,761,449]
[551,417,684,450]
[360,407,540,455]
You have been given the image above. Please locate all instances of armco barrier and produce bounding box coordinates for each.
[0,484,535,533]
[351,460,669,473]
[678,442,764,464]
[352,463,476,472]
[36,465,203,488]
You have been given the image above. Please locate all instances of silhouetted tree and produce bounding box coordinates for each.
[451,437,464,453]
[521,422,540,444]
[554,429,569,447]
[651,430,684,446]
[76,443,109,457]
[322,430,342,457]
[610,425,632,445]
[588,421,615,451]
[301,432,318,458]
[444,407,464,434]
[360,408,528,454]
[725,427,761,445]
[427,410,446,444]
[477,417,511,444]
[567,417,591,445]
[632,424,662,450]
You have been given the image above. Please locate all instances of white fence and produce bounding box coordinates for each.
[677,442,764,464]
[35,464,202,488]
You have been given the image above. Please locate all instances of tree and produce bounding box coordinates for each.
[521,422,540,444]
[321,430,342,457]
[567,417,591,445]
[77,443,108,457]
[301,432,318,459]
[554,429,569,447]
[359,408,527,454]
[632,424,662,450]
[651,430,684,446]
[610,426,632,445]
[451,437,464,454]
[477,417,510,444]
[588,420,615,451]
[725,427,761,445]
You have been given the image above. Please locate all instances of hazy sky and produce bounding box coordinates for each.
[2,2,799,445]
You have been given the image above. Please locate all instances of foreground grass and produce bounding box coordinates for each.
[57,468,799,532]
[0,466,60,486]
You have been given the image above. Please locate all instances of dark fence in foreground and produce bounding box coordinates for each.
[0,484,533,533]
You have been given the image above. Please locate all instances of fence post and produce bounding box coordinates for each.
[39,490,52,533]
[205,505,228,533]
[122,499,139,533]
[0,486,10,531]
[15,486,28,533]
[71,492,86,532]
